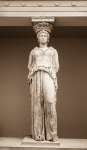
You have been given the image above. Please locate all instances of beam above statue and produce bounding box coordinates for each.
[0,1,87,26]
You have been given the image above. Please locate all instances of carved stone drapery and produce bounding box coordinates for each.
[27,17,60,142]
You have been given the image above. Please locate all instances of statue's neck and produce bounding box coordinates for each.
[39,43,48,50]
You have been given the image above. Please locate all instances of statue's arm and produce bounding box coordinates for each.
[54,49,60,73]
[27,50,33,83]
[28,50,33,70]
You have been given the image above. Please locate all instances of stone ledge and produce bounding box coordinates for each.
[0,136,87,150]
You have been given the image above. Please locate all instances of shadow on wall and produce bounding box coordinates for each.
[0,37,87,138]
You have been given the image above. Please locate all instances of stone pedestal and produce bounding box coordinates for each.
[0,137,87,150]
[21,135,60,147]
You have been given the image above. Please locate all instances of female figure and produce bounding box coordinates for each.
[28,23,59,142]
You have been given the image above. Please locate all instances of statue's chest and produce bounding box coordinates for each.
[33,49,54,58]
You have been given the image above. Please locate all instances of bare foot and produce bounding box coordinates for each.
[52,135,58,142]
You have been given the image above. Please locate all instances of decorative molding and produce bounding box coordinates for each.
[54,2,60,7]
[31,17,55,24]
[21,3,26,7]
[0,0,87,27]
[0,1,87,7]
[71,2,77,6]
[37,2,43,7]
[4,2,10,6]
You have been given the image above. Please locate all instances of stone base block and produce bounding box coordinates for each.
[21,135,60,147]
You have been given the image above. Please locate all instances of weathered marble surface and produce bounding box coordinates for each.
[28,46,59,141]
[28,23,59,141]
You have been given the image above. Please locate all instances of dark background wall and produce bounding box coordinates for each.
[0,37,87,138]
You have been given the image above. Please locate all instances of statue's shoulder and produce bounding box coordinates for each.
[33,47,38,51]
[30,47,38,55]
[49,46,58,54]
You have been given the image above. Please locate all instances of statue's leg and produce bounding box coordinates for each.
[43,73,58,141]
[31,71,45,141]
[30,80,34,139]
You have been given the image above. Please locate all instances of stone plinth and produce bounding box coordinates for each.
[21,135,60,147]
[0,137,87,150]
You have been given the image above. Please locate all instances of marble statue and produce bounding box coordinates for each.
[28,22,59,142]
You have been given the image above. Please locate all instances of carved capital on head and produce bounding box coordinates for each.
[33,22,53,34]
[31,17,55,34]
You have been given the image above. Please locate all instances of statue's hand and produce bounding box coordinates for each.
[27,78,29,84]
[27,75,30,84]
[27,75,32,85]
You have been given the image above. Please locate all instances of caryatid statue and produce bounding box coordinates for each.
[28,22,59,142]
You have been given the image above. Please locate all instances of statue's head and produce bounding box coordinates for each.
[37,30,50,44]
[33,22,53,44]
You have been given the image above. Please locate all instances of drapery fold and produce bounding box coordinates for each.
[30,71,57,141]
